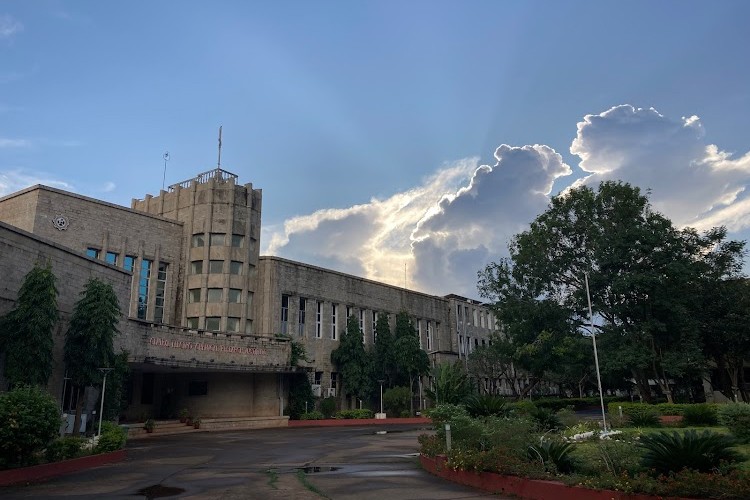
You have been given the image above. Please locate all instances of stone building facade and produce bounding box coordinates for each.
[0,168,499,424]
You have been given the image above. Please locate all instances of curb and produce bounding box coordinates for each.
[288,417,431,428]
[0,450,127,487]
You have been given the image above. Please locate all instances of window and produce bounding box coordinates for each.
[229,261,243,275]
[280,294,289,335]
[190,260,203,274]
[209,233,225,246]
[209,260,223,273]
[228,289,242,303]
[137,259,152,319]
[459,335,464,355]
[331,303,338,340]
[124,255,136,272]
[359,309,365,341]
[417,320,423,349]
[226,317,240,332]
[298,297,306,336]
[245,319,254,334]
[372,311,378,342]
[316,301,322,339]
[314,371,322,385]
[191,234,205,247]
[426,321,432,351]
[154,262,168,323]
[186,317,199,329]
[473,308,478,326]
[231,234,244,248]
[207,288,223,302]
[205,317,221,331]
[188,380,208,396]
[105,251,118,265]
[330,372,338,389]
[86,248,100,259]
[188,289,201,303]
[247,292,254,316]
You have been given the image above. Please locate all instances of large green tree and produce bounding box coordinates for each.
[331,315,373,403]
[0,263,58,388]
[64,278,121,434]
[392,311,430,414]
[479,181,744,403]
[373,312,395,385]
[425,361,472,405]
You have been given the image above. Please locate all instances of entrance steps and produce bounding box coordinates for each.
[124,416,289,439]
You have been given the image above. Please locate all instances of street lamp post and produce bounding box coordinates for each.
[584,272,608,433]
[97,368,114,437]
[377,379,385,419]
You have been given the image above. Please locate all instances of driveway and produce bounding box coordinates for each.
[1,425,506,499]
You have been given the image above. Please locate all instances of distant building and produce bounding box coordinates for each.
[0,167,498,427]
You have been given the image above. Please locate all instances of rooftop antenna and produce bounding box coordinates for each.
[162,151,170,191]
[217,125,223,169]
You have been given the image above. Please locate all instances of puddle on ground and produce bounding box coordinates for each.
[298,466,341,473]
[135,484,186,499]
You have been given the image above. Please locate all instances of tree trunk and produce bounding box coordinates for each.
[409,375,414,416]
[516,378,540,400]
[631,369,652,403]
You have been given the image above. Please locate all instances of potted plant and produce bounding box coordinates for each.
[144,418,155,433]
[193,417,202,429]
[179,408,189,423]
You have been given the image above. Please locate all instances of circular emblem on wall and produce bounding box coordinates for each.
[52,215,69,231]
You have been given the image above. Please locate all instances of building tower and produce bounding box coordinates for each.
[131,168,262,335]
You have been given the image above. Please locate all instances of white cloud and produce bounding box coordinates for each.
[570,104,750,231]
[0,15,22,40]
[0,169,72,197]
[0,138,31,148]
[102,181,116,192]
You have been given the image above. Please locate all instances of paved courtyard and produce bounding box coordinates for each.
[1,424,506,499]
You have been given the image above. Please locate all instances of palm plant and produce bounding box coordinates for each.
[527,438,576,473]
[465,394,510,418]
[640,430,742,475]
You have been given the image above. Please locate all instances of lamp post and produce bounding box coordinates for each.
[377,379,385,419]
[97,368,113,437]
[584,272,608,433]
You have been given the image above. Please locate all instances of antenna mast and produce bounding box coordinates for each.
[217,125,223,168]
[162,151,170,191]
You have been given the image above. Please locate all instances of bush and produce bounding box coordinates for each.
[682,403,719,426]
[510,400,537,416]
[0,386,61,469]
[639,430,742,475]
[320,397,336,418]
[425,404,469,428]
[300,411,324,420]
[718,402,750,443]
[620,404,660,427]
[465,395,510,418]
[529,407,562,431]
[383,386,410,417]
[335,409,373,419]
[527,438,576,473]
[400,410,411,418]
[45,437,86,462]
[654,403,688,416]
[95,421,127,453]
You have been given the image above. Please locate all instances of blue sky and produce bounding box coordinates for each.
[2,1,750,298]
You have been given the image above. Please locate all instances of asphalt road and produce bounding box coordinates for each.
[1,425,507,500]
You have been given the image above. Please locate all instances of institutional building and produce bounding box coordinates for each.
[0,168,496,427]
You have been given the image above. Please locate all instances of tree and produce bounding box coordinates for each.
[373,313,395,384]
[64,278,121,435]
[0,386,60,468]
[392,311,430,415]
[479,182,744,403]
[425,362,472,404]
[331,315,373,404]
[0,263,58,388]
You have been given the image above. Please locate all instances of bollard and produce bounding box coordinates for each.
[618,405,623,418]
[445,424,452,452]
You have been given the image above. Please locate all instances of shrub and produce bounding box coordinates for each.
[527,438,576,473]
[529,406,562,431]
[626,405,660,427]
[465,395,510,418]
[335,409,373,419]
[718,402,750,443]
[0,386,61,469]
[510,400,537,416]
[654,403,688,416]
[640,430,742,475]
[95,422,128,453]
[45,437,86,462]
[383,386,410,417]
[320,397,336,418]
[682,403,718,426]
[418,433,443,456]
[300,410,324,420]
[555,407,579,428]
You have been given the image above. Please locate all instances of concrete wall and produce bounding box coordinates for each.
[0,221,132,401]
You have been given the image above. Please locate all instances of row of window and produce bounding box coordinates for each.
[281,295,437,349]
[190,260,254,275]
[188,288,253,305]
[185,316,251,333]
[191,233,250,248]
[456,303,495,332]
[87,248,168,322]
[458,334,488,357]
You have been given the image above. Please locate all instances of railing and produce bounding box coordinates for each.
[168,168,239,192]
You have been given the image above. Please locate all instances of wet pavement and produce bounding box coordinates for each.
[0,425,508,499]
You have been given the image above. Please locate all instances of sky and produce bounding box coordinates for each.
[2,1,750,299]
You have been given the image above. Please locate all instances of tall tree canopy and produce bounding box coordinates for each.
[479,181,745,402]
[392,311,430,414]
[0,263,58,388]
[331,315,373,402]
[64,277,121,433]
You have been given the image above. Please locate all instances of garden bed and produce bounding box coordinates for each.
[0,449,126,487]
[421,454,689,500]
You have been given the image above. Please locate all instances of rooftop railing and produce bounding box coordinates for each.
[168,168,238,192]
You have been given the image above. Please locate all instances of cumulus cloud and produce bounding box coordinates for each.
[0,14,22,40]
[0,169,72,197]
[570,104,750,230]
[0,137,31,148]
[102,181,116,192]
